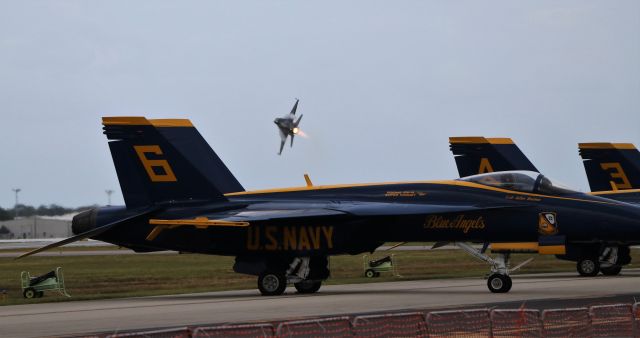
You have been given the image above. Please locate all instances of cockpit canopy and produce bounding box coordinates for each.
[458,170,578,195]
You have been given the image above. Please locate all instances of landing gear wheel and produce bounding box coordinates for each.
[601,266,622,276]
[365,269,376,278]
[258,271,287,296]
[294,280,322,294]
[487,274,512,293]
[577,258,600,277]
[35,291,44,298]
[23,288,36,299]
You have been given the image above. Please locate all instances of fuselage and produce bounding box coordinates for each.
[79,179,640,257]
[274,116,295,135]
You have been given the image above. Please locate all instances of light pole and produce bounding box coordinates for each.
[11,188,21,218]
[105,189,114,206]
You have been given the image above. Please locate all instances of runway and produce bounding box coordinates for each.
[1,271,639,337]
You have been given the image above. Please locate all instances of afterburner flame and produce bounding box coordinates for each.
[293,127,299,134]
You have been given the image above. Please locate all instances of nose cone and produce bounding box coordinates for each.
[72,209,98,235]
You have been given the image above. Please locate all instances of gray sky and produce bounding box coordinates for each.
[1,1,639,208]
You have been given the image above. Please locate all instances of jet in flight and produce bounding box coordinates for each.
[274,99,303,155]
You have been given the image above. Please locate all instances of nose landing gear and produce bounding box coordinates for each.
[487,273,512,293]
[453,242,533,293]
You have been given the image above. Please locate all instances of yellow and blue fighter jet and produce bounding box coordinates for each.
[16,121,640,296]
[449,137,640,277]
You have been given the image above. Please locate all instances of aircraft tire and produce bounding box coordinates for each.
[487,274,512,293]
[294,280,322,294]
[601,266,622,276]
[258,271,287,296]
[365,269,376,278]
[23,288,36,299]
[577,258,600,277]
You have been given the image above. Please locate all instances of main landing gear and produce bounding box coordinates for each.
[576,257,599,277]
[256,257,325,296]
[258,271,287,296]
[575,246,628,277]
[454,242,533,293]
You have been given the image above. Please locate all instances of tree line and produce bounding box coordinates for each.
[0,204,97,221]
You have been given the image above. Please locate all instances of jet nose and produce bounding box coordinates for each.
[72,208,98,235]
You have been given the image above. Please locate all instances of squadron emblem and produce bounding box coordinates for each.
[538,212,558,235]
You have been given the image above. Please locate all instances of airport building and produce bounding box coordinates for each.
[0,214,75,239]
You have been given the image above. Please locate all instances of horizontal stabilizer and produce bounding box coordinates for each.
[16,208,157,259]
[146,217,249,241]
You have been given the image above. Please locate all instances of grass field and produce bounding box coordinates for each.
[1,249,637,306]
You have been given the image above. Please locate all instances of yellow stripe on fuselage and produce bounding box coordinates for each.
[491,242,539,251]
[225,180,622,205]
[491,242,566,255]
[590,189,640,196]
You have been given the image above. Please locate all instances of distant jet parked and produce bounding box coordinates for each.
[448,136,640,277]
[274,99,303,155]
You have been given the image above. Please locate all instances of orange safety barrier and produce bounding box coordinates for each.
[191,323,275,337]
[426,308,491,338]
[634,302,640,337]
[490,308,542,337]
[106,327,191,338]
[589,303,634,337]
[352,311,427,337]
[276,316,352,337]
[99,302,640,337]
[542,308,592,338]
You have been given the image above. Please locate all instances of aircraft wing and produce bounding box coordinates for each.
[210,202,530,222]
[327,202,531,217]
[290,99,299,115]
[279,127,287,140]
[278,128,288,154]
[221,208,348,222]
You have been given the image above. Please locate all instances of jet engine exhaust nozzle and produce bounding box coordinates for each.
[72,209,98,235]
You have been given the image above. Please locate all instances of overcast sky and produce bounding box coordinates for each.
[1,1,638,208]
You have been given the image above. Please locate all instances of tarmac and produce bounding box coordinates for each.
[0,270,639,337]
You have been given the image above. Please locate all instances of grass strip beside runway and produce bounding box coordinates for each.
[1,249,637,306]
